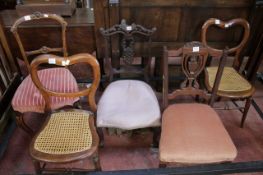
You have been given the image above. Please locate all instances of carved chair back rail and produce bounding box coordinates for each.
[100,19,156,82]
[11,12,68,71]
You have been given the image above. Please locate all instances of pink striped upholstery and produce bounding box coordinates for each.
[12,68,79,113]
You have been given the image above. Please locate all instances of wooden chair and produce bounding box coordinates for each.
[97,19,160,145]
[159,41,237,167]
[29,53,101,173]
[201,18,255,127]
[10,12,79,135]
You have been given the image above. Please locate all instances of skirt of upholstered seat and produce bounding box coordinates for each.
[97,80,161,130]
[34,111,92,155]
[206,67,252,93]
[159,104,237,164]
[12,68,79,113]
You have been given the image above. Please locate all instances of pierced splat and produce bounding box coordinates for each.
[100,19,156,82]
[181,42,208,89]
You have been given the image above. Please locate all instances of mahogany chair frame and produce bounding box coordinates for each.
[10,12,68,135]
[201,18,255,127]
[100,19,156,83]
[161,41,229,167]
[99,20,160,146]
[29,53,101,173]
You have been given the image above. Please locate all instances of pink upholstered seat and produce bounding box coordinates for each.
[12,68,79,113]
[160,103,237,164]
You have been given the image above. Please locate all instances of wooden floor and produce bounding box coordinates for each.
[0,82,262,175]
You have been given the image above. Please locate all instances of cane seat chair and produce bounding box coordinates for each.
[159,42,237,167]
[97,20,161,139]
[29,53,101,173]
[201,18,255,127]
[11,12,79,135]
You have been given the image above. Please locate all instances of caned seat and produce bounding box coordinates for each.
[201,18,254,127]
[205,67,253,96]
[159,104,237,164]
[12,68,79,113]
[31,110,97,162]
[29,53,101,173]
[97,80,161,130]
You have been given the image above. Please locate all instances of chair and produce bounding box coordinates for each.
[97,19,161,144]
[201,18,255,127]
[159,41,237,167]
[29,53,101,173]
[11,12,79,135]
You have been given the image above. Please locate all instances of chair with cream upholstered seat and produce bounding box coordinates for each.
[97,19,161,145]
[159,42,237,167]
[29,53,101,173]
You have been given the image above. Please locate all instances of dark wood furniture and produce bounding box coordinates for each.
[29,53,101,174]
[0,17,20,151]
[0,8,95,73]
[16,0,76,17]
[100,19,156,82]
[160,42,237,167]
[201,18,255,127]
[97,20,160,146]
[94,0,255,59]
[10,12,79,135]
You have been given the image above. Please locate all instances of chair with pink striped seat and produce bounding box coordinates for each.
[11,12,79,135]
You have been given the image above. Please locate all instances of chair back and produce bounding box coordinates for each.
[163,41,228,109]
[201,18,249,70]
[100,19,156,82]
[30,53,100,113]
[11,12,68,71]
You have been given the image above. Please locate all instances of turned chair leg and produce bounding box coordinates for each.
[152,127,160,148]
[93,152,101,171]
[240,97,252,128]
[15,112,33,136]
[97,128,104,147]
[33,160,42,174]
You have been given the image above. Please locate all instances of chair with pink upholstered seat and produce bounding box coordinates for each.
[159,42,237,167]
[11,12,79,135]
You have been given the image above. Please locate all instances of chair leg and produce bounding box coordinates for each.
[152,127,160,148]
[97,128,104,147]
[240,97,252,128]
[93,152,101,171]
[15,112,33,136]
[159,162,167,168]
[33,160,42,174]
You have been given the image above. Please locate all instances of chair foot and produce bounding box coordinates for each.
[97,128,104,147]
[159,162,167,168]
[15,113,33,136]
[93,153,101,171]
[240,97,252,128]
[33,160,42,174]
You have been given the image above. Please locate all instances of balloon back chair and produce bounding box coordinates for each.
[201,18,255,127]
[29,53,101,173]
[159,41,237,167]
[97,19,161,146]
[11,12,79,135]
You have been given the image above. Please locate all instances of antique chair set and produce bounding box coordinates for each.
[10,12,254,173]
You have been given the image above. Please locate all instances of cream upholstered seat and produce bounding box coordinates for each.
[97,80,161,130]
[159,103,237,164]
[206,67,253,94]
